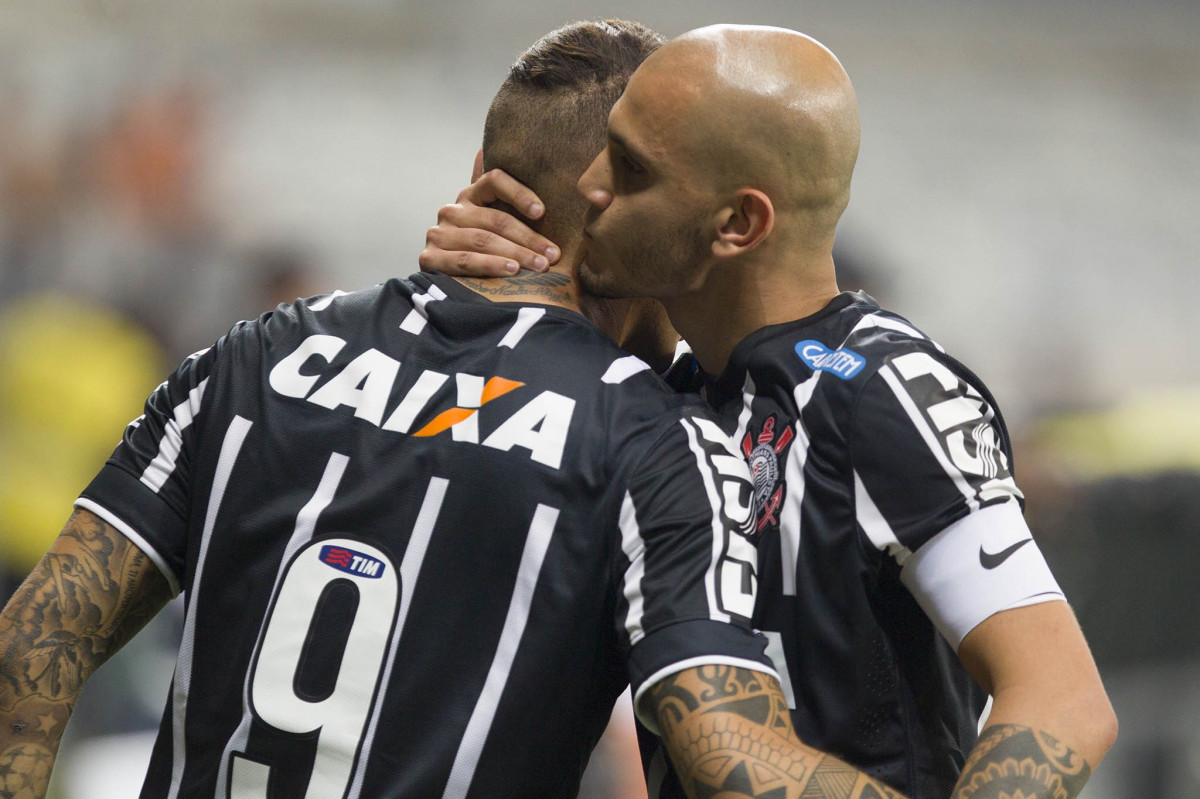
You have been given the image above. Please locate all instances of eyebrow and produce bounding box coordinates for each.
[608,128,650,169]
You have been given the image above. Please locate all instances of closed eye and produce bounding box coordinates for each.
[619,153,645,175]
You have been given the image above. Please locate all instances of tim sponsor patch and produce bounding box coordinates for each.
[320,544,386,578]
[794,340,865,380]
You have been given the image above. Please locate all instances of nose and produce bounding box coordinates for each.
[577,149,613,211]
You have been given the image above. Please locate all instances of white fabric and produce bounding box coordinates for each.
[900,501,1064,649]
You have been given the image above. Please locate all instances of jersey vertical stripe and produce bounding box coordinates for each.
[877,363,981,513]
[442,504,560,799]
[216,450,351,794]
[853,470,910,564]
[168,415,252,799]
[497,307,545,348]
[399,283,448,334]
[777,372,823,596]
[680,417,732,623]
[349,476,449,799]
[602,355,651,384]
[141,378,208,493]
[762,631,796,708]
[619,491,648,646]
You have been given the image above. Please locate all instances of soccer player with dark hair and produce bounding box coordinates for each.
[0,21,910,799]
[421,23,1118,799]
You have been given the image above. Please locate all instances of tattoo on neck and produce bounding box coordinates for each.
[507,272,570,287]
[458,272,573,303]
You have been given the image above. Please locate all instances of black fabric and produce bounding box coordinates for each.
[82,272,770,798]
[648,292,1011,799]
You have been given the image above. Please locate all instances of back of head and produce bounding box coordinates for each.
[483,20,663,249]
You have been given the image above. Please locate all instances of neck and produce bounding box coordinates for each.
[663,250,840,375]
[454,268,582,312]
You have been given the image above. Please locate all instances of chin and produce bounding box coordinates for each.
[577,264,627,300]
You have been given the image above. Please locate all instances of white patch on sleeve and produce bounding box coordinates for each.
[619,491,647,646]
[900,502,1063,649]
[307,290,348,311]
[140,378,209,493]
[853,312,945,353]
[601,354,651,385]
[496,307,544,349]
[399,284,448,334]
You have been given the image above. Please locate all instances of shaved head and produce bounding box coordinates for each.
[630,25,860,246]
[577,24,861,369]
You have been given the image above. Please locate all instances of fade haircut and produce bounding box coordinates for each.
[482,20,663,245]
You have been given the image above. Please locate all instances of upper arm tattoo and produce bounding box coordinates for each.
[954,724,1091,799]
[0,509,172,797]
[646,665,907,799]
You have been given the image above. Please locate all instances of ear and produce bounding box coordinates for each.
[471,148,485,183]
[712,189,774,259]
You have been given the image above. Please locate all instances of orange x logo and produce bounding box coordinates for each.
[412,376,524,437]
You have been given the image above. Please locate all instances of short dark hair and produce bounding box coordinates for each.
[482,20,663,244]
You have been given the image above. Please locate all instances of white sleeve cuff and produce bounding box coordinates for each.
[632,655,780,735]
[900,501,1063,649]
[74,497,183,596]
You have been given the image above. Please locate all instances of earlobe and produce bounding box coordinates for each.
[471,149,484,183]
[712,189,774,258]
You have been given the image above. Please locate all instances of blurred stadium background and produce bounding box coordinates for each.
[1,0,1197,796]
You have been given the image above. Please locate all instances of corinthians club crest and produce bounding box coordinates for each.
[741,414,794,537]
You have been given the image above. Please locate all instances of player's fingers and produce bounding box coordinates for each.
[425,224,548,272]
[437,204,559,267]
[418,242,519,277]
[459,169,545,221]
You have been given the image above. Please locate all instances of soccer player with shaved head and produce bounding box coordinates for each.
[424,23,1117,799]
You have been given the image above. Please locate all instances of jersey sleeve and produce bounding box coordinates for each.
[74,343,224,595]
[617,409,777,733]
[851,348,1063,648]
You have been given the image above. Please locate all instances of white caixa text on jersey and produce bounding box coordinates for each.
[268,334,575,468]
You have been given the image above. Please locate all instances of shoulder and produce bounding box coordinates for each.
[830,301,1000,406]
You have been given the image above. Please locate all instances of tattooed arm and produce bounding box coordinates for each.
[952,601,1118,798]
[0,508,172,799]
[645,665,907,799]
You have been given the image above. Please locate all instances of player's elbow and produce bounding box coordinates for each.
[1085,691,1119,765]
[1052,681,1119,769]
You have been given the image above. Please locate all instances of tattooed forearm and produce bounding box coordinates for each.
[953,724,1092,799]
[647,666,908,799]
[0,509,171,798]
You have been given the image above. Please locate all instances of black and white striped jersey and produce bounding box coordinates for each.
[76,272,773,799]
[649,291,1064,798]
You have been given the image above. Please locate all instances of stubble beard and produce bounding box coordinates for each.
[580,220,709,302]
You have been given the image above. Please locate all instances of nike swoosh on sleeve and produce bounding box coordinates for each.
[978,538,1032,570]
